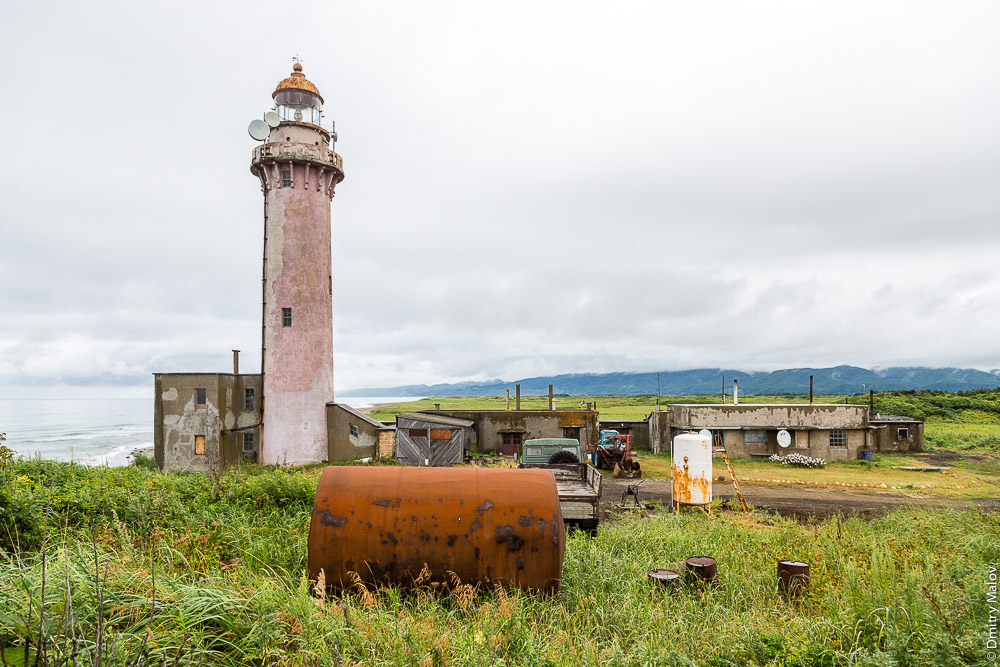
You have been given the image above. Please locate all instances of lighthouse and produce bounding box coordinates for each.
[250,63,344,465]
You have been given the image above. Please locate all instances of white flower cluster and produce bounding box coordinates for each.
[769,452,826,468]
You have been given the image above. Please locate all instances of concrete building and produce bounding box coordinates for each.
[649,404,871,460]
[598,419,652,450]
[870,414,924,451]
[424,409,600,456]
[153,372,261,471]
[251,63,344,465]
[154,63,344,470]
[326,403,394,461]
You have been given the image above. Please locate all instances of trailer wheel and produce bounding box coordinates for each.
[548,450,580,464]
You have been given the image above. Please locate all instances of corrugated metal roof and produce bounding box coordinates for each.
[399,412,475,428]
[870,414,923,423]
[331,403,384,428]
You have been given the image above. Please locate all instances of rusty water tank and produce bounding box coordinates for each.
[672,433,712,506]
[308,467,566,593]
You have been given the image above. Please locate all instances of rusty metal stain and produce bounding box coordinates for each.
[272,63,324,103]
[315,508,348,527]
[673,460,712,506]
[308,467,566,593]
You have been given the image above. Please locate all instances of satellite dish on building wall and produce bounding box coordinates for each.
[698,429,712,439]
[248,119,269,141]
[264,111,281,128]
[777,429,791,448]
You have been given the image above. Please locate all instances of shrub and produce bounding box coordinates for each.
[0,487,42,553]
[768,452,826,468]
[132,453,157,471]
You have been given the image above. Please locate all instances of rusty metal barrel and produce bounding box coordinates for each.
[685,556,718,583]
[648,569,681,589]
[777,560,810,598]
[308,467,566,593]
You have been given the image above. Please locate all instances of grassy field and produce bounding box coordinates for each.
[925,422,1000,455]
[635,452,1000,501]
[1,457,998,665]
[368,394,877,422]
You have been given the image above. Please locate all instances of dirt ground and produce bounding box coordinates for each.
[599,451,1000,520]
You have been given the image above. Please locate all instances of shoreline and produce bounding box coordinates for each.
[129,445,154,460]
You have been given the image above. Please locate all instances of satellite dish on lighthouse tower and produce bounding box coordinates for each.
[264,111,281,128]
[248,119,269,141]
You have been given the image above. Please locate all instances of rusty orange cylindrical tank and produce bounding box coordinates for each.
[308,467,566,593]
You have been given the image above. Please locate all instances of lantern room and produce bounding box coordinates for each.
[272,63,324,125]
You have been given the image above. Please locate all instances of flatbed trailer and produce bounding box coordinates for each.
[517,462,602,534]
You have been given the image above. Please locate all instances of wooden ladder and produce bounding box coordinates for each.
[713,434,749,513]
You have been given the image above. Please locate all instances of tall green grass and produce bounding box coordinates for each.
[1,458,997,665]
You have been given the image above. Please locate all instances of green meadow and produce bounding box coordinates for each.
[1,454,997,666]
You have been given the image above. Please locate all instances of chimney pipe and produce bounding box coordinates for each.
[548,384,554,410]
[506,388,510,411]
[232,350,240,375]
[733,379,738,405]
[434,403,441,411]
[516,384,521,411]
[809,376,814,406]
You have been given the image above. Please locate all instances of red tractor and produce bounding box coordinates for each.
[594,430,641,477]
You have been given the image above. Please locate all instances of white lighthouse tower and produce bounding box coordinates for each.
[249,62,344,465]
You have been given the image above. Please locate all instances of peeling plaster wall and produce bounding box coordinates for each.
[649,404,871,459]
[258,129,339,467]
[326,404,379,461]
[669,404,868,429]
[431,410,599,454]
[871,420,924,451]
[153,373,261,471]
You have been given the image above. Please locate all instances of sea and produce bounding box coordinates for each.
[0,396,419,467]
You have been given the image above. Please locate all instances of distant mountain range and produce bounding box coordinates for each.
[340,366,1000,397]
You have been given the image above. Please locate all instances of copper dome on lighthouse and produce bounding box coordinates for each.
[273,63,324,105]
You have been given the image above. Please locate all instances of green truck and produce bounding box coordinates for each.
[519,438,583,464]
[517,438,602,534]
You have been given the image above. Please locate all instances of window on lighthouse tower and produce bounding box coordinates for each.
[275,89,322,125]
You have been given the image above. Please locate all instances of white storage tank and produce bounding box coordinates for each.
[672,432,712,506]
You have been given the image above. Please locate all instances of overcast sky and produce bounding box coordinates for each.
[1,1,998,398]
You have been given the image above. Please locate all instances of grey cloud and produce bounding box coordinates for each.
[2,1,999,395]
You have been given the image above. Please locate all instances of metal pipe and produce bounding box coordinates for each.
[809,376,814,405]
[733,379,738,405]
[309,467,566,592]
[548,384,554,411]
[232,350,240,375]
[516,384,521,411]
